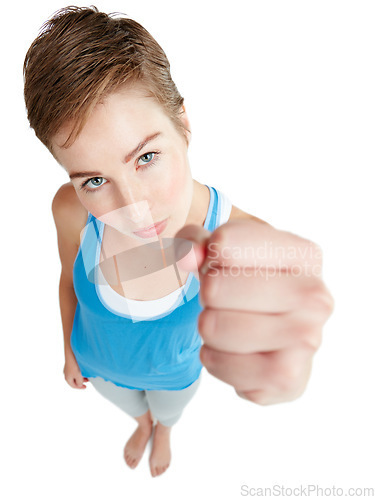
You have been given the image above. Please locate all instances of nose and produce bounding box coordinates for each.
[114,182,151,225]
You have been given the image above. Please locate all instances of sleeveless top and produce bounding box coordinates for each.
[70,185,232,390]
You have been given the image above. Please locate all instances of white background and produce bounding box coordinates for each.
[2,0,374,498]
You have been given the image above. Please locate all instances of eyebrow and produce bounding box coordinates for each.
[69,132,162,180]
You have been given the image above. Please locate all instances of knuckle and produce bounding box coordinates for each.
[197,310,207,335]
[269,356,303,394]
[321,287,335,317]
[303,327,323,351]
[200,274,218,306]
[236,389,271,406]
[300,281,335,318]
[248,391,272,406]
[291,321,323,351]
[197,309,215,341]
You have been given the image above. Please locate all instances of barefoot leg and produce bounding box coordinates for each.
[149,421,172,477]
[124,409,154,469]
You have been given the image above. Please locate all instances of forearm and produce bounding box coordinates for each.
[58,274,78,358]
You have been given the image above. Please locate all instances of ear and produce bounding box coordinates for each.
[179,105,192,146]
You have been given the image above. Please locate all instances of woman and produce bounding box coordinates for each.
[24,5,334,479]
[23,5,239,477]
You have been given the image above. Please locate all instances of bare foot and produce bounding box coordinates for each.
[149,422,172,477]
[124,422,153,469]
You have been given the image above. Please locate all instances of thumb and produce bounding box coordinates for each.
[75,374,87,389]
[174,224,212,273]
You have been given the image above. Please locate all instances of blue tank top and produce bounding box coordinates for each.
[70,185,232,390]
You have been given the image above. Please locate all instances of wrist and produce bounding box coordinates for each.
[64,344,75,359]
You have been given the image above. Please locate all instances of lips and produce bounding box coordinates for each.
[139,222,160,231]
[133,217,169,238]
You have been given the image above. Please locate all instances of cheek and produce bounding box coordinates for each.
[164,173,186,206]
[75,193,91,212]
[77,194,110,221]
[160,154,189,206]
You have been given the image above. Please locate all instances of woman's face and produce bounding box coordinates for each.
[51,84,193,243]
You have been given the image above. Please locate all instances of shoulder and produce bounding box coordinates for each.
[51,182,89,246]
[229,204,272,226]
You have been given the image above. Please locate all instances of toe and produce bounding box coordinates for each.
[125,453,136,468]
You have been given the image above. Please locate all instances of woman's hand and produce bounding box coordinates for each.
[174,218,334,406]
[64,349,89,389]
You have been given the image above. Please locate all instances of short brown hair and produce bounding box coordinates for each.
[23,5,188,158]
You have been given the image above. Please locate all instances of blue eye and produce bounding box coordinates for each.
[85,177,107,189]
[138,152,155,166]
[80,176,108,193]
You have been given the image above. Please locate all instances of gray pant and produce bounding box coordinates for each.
[88,374,202,427]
